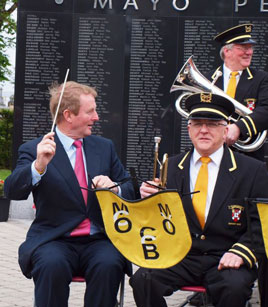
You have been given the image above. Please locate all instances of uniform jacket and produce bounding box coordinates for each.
[4,133,135,278]
[166,145,268,268]
[206,67,268,160]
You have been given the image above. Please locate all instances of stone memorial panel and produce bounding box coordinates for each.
[14,0,268,178]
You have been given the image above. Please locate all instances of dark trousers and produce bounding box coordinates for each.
[130,254,257,307]
[31,234,126,307]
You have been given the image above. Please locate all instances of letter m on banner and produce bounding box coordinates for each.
[112,202,132,233]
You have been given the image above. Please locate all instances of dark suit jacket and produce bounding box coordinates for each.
[4,133,135,278]
[206,66,268,160]
[166,145,268,268]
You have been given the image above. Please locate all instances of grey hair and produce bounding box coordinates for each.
[220,43,234,60]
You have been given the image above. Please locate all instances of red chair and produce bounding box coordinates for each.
[72,276,86,283]
[179,286,209,307]
[33,275,125,306]
[178,285,252,307]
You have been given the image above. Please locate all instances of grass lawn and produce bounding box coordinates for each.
[0,169,11,180]
[0,169,11,197]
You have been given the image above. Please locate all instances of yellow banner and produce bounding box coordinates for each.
[257,203,268,258]
[95,189,192,269]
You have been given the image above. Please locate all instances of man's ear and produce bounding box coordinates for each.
[224,46,231,57]
[223,124,229,142]
[62,109,72,123]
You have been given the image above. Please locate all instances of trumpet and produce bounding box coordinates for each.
[153,137,168,188]
[170,56,267,152]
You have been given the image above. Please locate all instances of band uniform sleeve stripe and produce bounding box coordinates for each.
[229,248,253,268]
[246,115,257,135]
[241,118,252,138]
[233,242,257,263]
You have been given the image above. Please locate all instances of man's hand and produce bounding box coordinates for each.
[92,175,119,193]
[35,132,56,173]
[218,252,244,270]
[140,179,160,198]
[225,123,240,146]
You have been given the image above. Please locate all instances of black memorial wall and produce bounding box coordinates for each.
[14,0,268,179]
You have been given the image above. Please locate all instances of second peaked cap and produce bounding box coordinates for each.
[214,24,256,46]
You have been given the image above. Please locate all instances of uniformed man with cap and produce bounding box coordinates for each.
[206,23,268,162]
[206,24,268,307]
[130,92,268,307]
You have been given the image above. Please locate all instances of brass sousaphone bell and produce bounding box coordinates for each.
[170,55,267,152]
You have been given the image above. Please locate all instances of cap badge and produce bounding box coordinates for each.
[200,93,212,103]
[245,25,251,33]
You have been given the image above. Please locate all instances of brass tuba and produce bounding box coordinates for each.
[170,56,267,152]
[153,137,168,188]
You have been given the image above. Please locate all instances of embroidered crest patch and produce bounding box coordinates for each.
[228,205,244,225]
[245,98,256,111]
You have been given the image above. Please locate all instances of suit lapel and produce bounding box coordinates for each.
[235,68,253,104]
[205,147,236,229]
[83,137,101,180]
[175,149,202,229]
[51,134,86,209]
[211,66,224,90]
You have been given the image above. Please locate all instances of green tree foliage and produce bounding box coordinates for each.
[0,108,13,169]
[0,0,17,82]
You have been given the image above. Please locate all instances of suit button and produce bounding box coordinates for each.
[200,235,206,240]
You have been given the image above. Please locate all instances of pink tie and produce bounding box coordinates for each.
[73,140,88,205]
[71,140,90,236]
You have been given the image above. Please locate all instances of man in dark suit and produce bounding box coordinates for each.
[206,24,268,306]
[4,81,135,307]
[130,92,268,307]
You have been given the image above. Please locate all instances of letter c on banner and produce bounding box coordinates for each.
[140,227,159,259]
[173,0,189,11]
[140,227,156,243]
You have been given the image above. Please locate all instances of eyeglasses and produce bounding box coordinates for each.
[188,122,227,129]
[233,45,254,52]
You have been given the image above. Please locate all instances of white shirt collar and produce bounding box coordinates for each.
[56,126,82,151]
[223,64,242,77]
[193,146,224,167]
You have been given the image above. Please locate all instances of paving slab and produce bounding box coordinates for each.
[0,219,260,306]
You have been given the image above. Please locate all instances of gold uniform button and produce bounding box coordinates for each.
[200,235,206,240]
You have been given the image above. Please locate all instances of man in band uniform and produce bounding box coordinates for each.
[206,23,268,161]
[130,92,268,307]
[206,24,268,306]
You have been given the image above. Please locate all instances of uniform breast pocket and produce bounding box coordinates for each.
[225,198,247,229]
